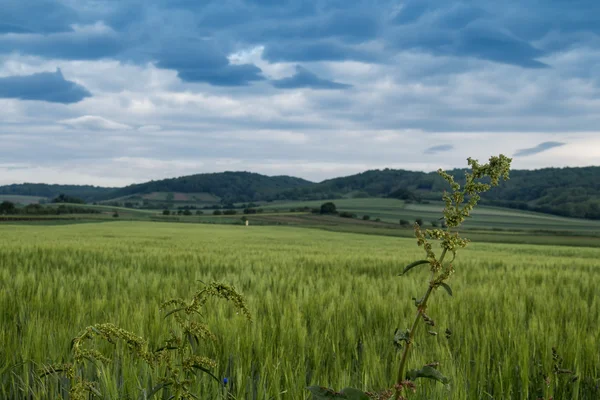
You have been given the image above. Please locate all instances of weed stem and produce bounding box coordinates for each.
[393,248,447,399]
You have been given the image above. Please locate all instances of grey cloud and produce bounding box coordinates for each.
[0,25,123,60]
[393,1,485,29]
[257,10,380,43]
[514,142,566,156]
[0,69,91,104]
[1,0,600,186]
[453,24,547,68]
[178,64,265,86]
[433,4,487,29]
[388,21,547,68]
[0,0,593,73]
[154,39,265,86]
[0,24,35,34]
[1,0,77,34]
[272,66,352,90]
[263,41,379,62]
[392,1,431,24]
[424,144,454,154]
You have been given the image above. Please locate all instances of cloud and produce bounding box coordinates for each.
[0,0,595,70]
[0,22,122,60]
[257,9,380,43]
[424,144,453,154]
[1,1,600,186]
[514,141,566,157]
[153,38,265,86]
[272,65,351,89]
[262,41,379,63]
[392,1,431,24]
[59,115,132,130]
[453,24,547,68]
[0,0,77,34]
[0,68,91,103]
[138,125,162,132]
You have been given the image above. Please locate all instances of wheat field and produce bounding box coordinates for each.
[1,222,599,399]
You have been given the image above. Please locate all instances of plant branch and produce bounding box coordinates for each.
[394,249,447,400]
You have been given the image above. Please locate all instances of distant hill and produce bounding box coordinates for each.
[1,167,599,219]
[0,184,114,202]
[278,167,600,219]
[102,171,313,204]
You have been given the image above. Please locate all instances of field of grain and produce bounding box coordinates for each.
[262,198,600,234]
[1,222,599,399]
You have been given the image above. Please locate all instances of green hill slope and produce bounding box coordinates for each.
[1,167,599,220]
[0,184,114,202]
[276,167,600,219]
[103,171,313,204]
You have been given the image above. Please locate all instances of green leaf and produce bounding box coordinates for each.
[147,382,172,399]
[406,365,449,384]
[190,364,221,384]
[163,307,187,319]
[87,385,103,398]
[340,388,370,400]
[439,282,453,296]
[154,345,178,353]
[307,386,370,399]
[393,328,410,350]
[307,386,345,399]
[39,368,63,378]
[399,260,429,276]
[186,332,198,350]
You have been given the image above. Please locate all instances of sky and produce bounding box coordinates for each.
[1,0,600,187]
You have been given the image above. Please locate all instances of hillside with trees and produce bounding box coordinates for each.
[1,167,599,219]
[283,167,600,219]
[0,184,113,202]
[102,171,313,204]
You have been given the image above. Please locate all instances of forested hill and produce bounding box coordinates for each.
[1,167,599,219]
[102,171,313,203]
[279,166,600,219]
[0,184,114,201]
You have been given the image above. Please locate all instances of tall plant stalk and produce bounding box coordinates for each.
[394,249,446,395]
[308,155,512,400]
[392,155,512,400]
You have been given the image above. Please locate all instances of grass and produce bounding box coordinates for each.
[262,198,600,234]
[3,199,600,247]
[1,222,599,399]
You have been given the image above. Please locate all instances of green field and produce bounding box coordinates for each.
[262,198,600,233]
[1,222,599,399]
[3,198,600,248]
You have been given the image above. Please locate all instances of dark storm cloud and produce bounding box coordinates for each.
[0,69,91,103]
